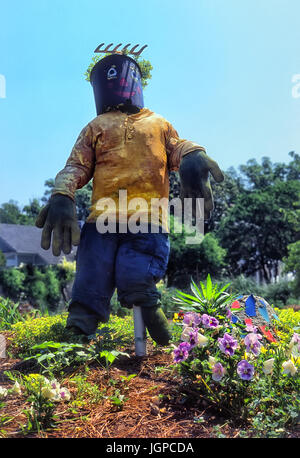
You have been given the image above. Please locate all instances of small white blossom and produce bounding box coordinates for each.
[10,381,22,395]
[0,386,8,399]
[282,360,297,376]
[262,358,275,375]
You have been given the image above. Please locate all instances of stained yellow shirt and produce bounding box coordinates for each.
[53,108,205,229]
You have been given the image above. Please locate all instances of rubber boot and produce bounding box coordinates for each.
[66,301,100,338]
[141,307,171,346]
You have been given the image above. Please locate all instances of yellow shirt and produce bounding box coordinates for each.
[53,108,205,229]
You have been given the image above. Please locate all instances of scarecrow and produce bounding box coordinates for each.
[36,43,224,352]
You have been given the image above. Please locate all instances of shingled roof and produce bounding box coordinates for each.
[0,223,77,265]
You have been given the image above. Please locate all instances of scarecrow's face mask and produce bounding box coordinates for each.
[90,54,144,115]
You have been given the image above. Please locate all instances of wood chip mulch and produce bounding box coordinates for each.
[0,343,299,439]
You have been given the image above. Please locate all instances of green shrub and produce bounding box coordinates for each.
[0,268,26,301]
[9,312,135,358]
[157,281,182,318]
[167,218,226,288]
[0,297,25,330]
[9,314,68,355]
[225,275,294,308]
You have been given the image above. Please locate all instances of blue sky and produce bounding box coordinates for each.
[1,0,300,207]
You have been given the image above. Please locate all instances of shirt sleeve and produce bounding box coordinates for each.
[52,123,96,200]
[164,121,206,172]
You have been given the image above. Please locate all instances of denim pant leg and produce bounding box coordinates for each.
[67,223,118,334]
[115,232,170,308]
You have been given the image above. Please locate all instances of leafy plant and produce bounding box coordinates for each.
[174,274,237,315]
[70,371,104,407]
[0,297,26,330]
[23,341,95,375]
[98,349,129,372]
[21,374,70,432]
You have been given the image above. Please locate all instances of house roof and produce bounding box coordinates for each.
[0,223,77,265]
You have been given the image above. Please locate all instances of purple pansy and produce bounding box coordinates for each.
[245,323,259,333]
[237,360,254,381]
[218,333,238,356]
[173,342,191,363]
[212,362,226,382]
[201,314,219,329]
[244,333,262,356]
[183,312,201,328]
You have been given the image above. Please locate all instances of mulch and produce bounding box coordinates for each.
[0,342,299,439]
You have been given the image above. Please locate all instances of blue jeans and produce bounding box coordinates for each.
[67,223,170,333]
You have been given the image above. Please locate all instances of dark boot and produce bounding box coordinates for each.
[141,307,171,346]
[66,301,100,337]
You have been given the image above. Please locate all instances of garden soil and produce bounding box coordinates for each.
[0,341,299,439]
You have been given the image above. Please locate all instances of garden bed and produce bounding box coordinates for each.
[0,278,299,439]
[0,342,299,439]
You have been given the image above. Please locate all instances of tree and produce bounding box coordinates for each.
[283,241,300,298]
[217,154,300,281]
[0,200,23,224]
[167,216,226,287]
[0,199,42,225]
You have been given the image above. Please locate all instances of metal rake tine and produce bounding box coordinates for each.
[94,42,105,53]
[129,44,140,55]
[121,43,131,53]
[104,43,114,53]
[112,43,123,53]
[132,44,148,57]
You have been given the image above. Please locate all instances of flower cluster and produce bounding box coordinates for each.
[0,381,21,399]
[24,374,71,402]
[173,308,299,384]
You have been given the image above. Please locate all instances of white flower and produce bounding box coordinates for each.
[41,386,58,400]
[197,334,209,347]
[282,359,297,376]
[0,386,8,399]
[10,381,22,395]
[59,388,71,401]
[262,358,275,375]
[208,356,217,367]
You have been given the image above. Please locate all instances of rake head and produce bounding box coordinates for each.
[94,42,148,58]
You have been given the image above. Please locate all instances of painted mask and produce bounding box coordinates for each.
[90,54,144,114]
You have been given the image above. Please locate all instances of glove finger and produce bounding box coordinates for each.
[71,221,81,246]
[206,156,224,183]
[198,182,213,220]
[63,227,72,254]
[41,223,53,250]
[52,225,63,256]
[35,204,50,228]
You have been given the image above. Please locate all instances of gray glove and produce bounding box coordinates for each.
[35,194,81,256]
[179,149,224,219]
